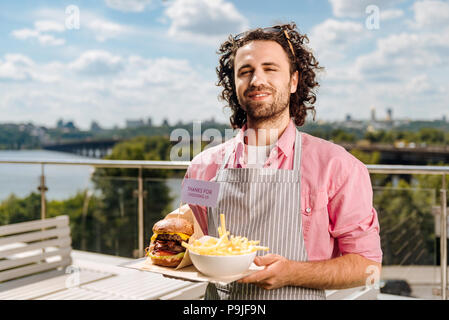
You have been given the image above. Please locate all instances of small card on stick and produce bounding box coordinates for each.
[181,178,220,208]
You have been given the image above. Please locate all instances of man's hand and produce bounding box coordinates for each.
[237,253,381,290]
[237,254,292,290]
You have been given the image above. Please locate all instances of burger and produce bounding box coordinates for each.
[146,218,194,267]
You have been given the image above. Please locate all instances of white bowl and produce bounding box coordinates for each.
[188,236,257,277]
[189,250,256,278]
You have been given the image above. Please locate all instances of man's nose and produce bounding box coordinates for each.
[249,68,267,87]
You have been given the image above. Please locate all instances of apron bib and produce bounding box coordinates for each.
[205,129,325,300]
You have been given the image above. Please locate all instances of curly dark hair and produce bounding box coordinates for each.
[216,22,323,129]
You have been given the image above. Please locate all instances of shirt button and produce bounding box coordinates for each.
[306,207,311,213]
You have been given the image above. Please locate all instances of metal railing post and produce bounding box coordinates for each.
[441,174,447,300]
[138,167,144,258]
[38,163,47,220]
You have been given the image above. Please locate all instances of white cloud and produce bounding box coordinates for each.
[164,0,249,45]
[309,19,367,62]
[31,8,132,43]
[380,9,404,20]
[311,0,449,121]
[0,54,35,80]
[85,17,130,42]
[0,51,222,129]
[69,50,124,75]
[38,34,66,46]
[405,74,437,94]
[328,0,404,18]
[354,29,449,80]
[0,54,63,83]
[104,0,153,12]
[11,28,39,40]
[34,20,66,33]
[411,0,449,29]
[315,20,449,121]
[11,20,66,46]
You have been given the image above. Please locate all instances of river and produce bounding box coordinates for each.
[0,150,183,205]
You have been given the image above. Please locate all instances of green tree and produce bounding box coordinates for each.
[350,149,381,164]
[0,136,179,258]
[416,128,445,145]
[330,129,356,143]
[374,179,436,265]
[91,136,175,257]
[0,193,41,224]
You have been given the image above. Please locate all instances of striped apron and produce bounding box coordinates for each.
[205,129,325,300]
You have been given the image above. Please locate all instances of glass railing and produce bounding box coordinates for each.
[0,159,447,299]
[373,186,439,299]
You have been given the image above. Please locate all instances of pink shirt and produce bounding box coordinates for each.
[184,119,382,263]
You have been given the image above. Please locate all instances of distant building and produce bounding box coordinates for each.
[386,108,393,121]
[56,119,77,131]
[370,107,376,122]
[126,119,145,128]
[162,118,170,127]
[90,121,102,132]
[147,117,153,127]
[207,116,216,124]
[31,126,51,144]
[64,121,76,131]
[345,114,352,122]
[443,115,447,123]
[56,119,64,129]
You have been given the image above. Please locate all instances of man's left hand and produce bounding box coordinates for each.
[237,254,293,290]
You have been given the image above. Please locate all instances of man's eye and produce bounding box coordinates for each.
[240,70,251,75]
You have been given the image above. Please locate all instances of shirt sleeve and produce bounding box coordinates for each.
[183,167,209,235]
[327,159,383,264]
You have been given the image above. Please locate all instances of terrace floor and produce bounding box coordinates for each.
[0,249,444,300]
[0,250,208,300]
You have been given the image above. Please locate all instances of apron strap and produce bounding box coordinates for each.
[219,145,234,172]
[293,129,302,171]
[219,129,302,172]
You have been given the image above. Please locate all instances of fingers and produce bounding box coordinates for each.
[238,268,271,284]
[254,254,281,266]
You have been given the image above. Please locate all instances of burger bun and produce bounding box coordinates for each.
[152,218,193,236]
[150,255,183,267]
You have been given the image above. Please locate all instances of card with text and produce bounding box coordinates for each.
[181,178,220,208]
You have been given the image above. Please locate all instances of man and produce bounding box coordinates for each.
[184,23,382,300]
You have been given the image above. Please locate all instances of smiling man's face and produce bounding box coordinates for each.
[234,40,298,123]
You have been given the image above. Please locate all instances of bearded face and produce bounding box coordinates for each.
[234,40,298,125]
[238,81,292,122]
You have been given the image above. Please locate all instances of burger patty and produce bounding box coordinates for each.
[156,233,183,242]
[153,240,184,253]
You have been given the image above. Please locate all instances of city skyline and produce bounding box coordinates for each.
[3,105,449,133]
[0,0,448,130]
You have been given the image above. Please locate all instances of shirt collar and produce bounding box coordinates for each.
[234,118,297,157]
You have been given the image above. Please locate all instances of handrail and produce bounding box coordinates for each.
[0,159,191,169]
[0,159,447,299]
[1,159,449,173]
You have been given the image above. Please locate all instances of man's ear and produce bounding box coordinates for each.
[290,70,299,94]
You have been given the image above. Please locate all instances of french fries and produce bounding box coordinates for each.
[181,213,269,256]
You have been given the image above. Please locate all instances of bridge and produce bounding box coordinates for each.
[42,138,449,164]
[42,139,122,158]
[339,143,449,165]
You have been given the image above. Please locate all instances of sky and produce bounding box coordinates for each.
[0,0,448,129]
